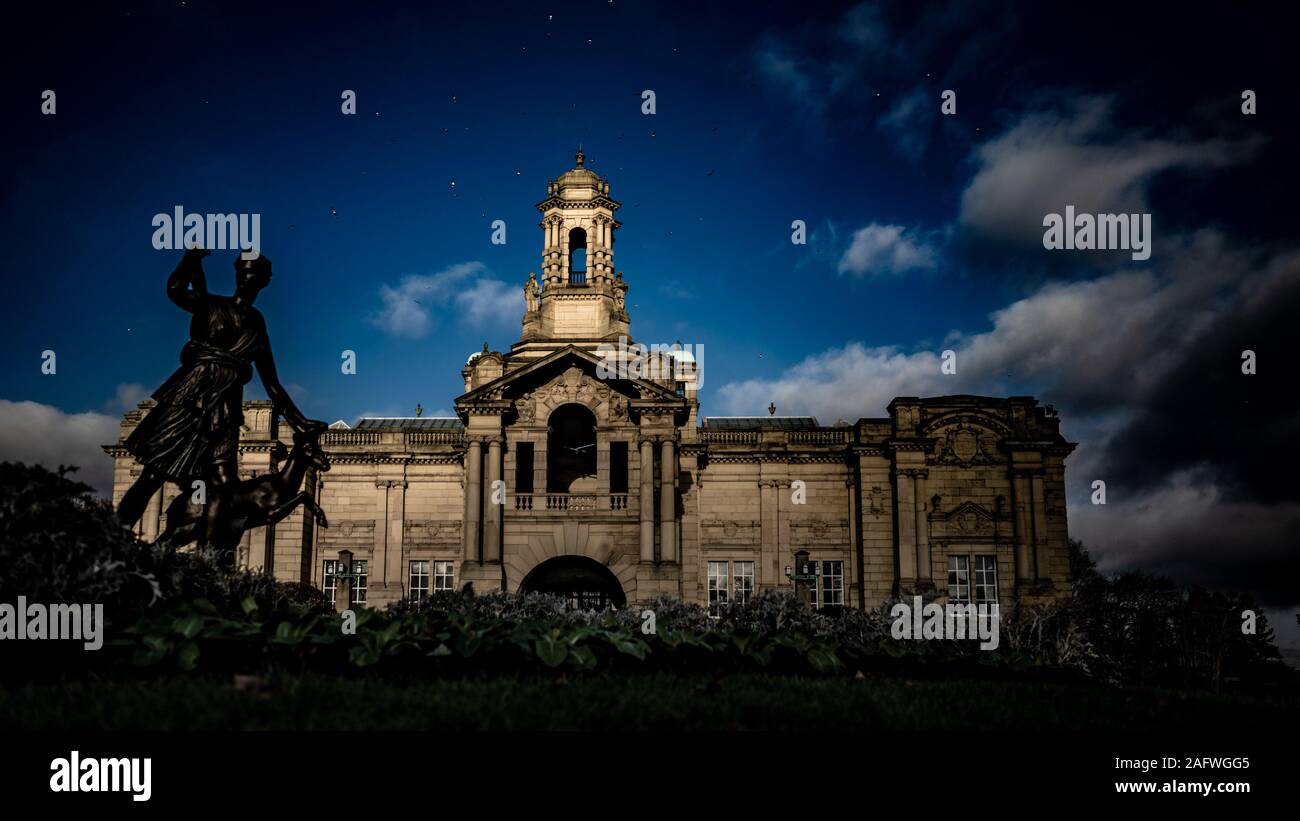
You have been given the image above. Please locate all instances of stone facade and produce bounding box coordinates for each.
[105,153,1076,612]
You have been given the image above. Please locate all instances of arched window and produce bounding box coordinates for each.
[547,403,597,492]
[568,227,587,284]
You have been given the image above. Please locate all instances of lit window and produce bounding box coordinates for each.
[974,555,998,605]
[434,561,455,592]
[322,561,338,603]
[707,560,729,616]
[947,555,971,604]
[809,560,844,608]
[733,561,755,605]
[350,560,368,604]
[323,559,368,605]
[409,560,430,601]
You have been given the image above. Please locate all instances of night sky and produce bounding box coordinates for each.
[2,1,1297,648]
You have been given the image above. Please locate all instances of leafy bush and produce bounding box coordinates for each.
[0,462,162,616]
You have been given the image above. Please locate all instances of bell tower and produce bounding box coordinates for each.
[514,150,631,362]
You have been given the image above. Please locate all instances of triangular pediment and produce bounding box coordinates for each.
[456,346,680,405]
[937,500,995,523]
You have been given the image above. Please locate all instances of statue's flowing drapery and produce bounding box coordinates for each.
[125,297,265,483]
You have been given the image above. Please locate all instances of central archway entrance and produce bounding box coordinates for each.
[520,556,627,610]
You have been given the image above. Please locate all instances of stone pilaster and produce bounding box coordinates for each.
[895,469,917,587]
[912,470,932,589]
[639,436,656,562]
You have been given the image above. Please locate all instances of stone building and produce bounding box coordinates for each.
[105,152,1076,612]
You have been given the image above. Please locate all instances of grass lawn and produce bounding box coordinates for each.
[4,673,1298,731]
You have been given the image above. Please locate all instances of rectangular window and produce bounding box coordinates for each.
[409,560,430,601]
[675,381,687,397]
[947,555,971,604]
[351,560,368,604]
[733,561,755,605]
[323,559,368,605]
[434,560,455,592]
[516,442,534,494]
[609,441,628,494]
[974,555,998,605]
[323,561,338,604]
[814,561,844,608]
[707,560,729,616]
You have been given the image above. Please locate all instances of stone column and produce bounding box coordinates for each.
[561,230,571,283]
[484,437,503,562]
[659,437,677,563]
[639,437,656,562]
[143,486,162,543]
[463,439,482,562]
[913,471,931,586]
[599,219,610,273]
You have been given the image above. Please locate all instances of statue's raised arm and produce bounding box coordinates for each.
[167,247,210,312]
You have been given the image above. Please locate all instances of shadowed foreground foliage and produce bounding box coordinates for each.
[0,463,1293,697]
[3,672,1298,731]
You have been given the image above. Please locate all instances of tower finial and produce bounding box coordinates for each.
[575,147,585,167]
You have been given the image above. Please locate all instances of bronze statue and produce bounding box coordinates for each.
[155,427,331,550]
[117,248,326,561]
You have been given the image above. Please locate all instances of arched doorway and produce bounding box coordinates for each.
[520,556,627,610]
[547,403,597,492]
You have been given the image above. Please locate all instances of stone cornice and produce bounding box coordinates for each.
[455,402,512,416]
[329,455,462,465]
[884,438,935,453]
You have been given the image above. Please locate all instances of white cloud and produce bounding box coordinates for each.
[102,382,149,414]
[0,400,119,496]
[723,229,1257,422]
[454,278,520,325]
[370,262,518,339]
[837,223,938,276]
[959,97,1256,244]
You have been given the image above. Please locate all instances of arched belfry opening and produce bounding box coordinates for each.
[547,403,597,492]
[521,556,626,610]
[568,227,587,283]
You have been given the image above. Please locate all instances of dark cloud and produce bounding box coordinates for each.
[1104,249,1300,503]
